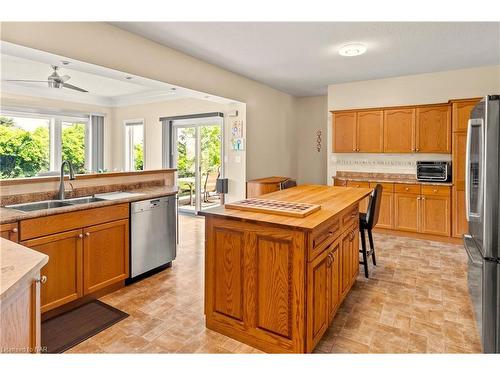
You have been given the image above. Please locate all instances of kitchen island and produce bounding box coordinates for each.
[200,185,372,353]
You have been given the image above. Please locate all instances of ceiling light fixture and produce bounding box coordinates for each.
[338,43,367,57]
[171,87,177,91]
[61,60,70,66]
[125,76,133,80]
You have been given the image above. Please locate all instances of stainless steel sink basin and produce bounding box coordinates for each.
[6,200,73,212]
[63,196,106,204]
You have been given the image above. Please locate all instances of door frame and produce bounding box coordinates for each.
[164,114,224,214]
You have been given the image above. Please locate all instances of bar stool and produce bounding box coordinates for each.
[359,184,383,278]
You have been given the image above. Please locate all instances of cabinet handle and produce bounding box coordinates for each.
[417,196,421,200]
[416,148,420,152]
[78,233,83,239]
[11,228,18,233]
[405,187,409,191]
[422,197,426,201]
[327,253,333,267]
[433,189,438,193]
[36,275,47,284]
[85,232,90,237]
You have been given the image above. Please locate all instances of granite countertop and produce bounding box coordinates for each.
[1,238,48,302]
[0,185,178,224]
[333,174,453,187]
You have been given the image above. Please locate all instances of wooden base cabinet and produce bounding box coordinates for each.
[19,204,130,313]
[420,194,451,237]
[205,204,361,353]
[21,230,83,313]
[394,192,420,233]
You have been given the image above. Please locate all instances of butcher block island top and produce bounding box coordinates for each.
[201,184,372,230]
[201,185,372,353]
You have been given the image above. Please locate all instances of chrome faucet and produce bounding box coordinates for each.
[58,160,76,200]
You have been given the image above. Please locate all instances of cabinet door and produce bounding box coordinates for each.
[356,110,383,152]
[350,228,359,283]
[383,108,415,153]
[452,131,467,190]
[453,188,468,238]
[375,192,394,229]
[83,219,129,294]
[340,230,352,299]
[21,230,83,313]
[394,193,420,232]
[452,99,480,132]
[327,241,341,322]
[332,112,356,153]
[421,194,451,236]
[346,181,371,213]
[0,222,19,242]
[416,105,451,153]
[307,248,329,350]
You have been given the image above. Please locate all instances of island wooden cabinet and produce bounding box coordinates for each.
[83,219,129,295]
[0,222,19,242]
[21,230,83,313]
[332,112,356,152]
[204,186,370,353]
[383,108,416,153]
[356,110,383,152]
[19,204,129,313]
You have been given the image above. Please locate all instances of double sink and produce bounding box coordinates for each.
[6,196,107,212]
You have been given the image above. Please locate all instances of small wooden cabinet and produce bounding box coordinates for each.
[0,222,19,242]
[83,219,129,295]
[307,246,329,349]
[452,100,479,132]
[394,192,420,233]
[421,192,451,237]
[416,105,451,153]
[356,110,383,152]
[383,108,415,153]
[21,229,83,313]
[332,112,357,152]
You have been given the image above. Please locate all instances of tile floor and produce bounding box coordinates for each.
[67,215,481,354]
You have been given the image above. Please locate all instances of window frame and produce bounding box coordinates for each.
[123,118,145,172]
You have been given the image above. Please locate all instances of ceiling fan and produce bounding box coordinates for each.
[3,65,88,93]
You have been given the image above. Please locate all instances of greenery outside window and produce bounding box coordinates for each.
[124,119,144,171]
[0,113,90,179]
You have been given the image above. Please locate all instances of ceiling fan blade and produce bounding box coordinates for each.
[62,83,88,93]
[2,79,50,83]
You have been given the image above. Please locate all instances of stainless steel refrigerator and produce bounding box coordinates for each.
[464,95,500,353]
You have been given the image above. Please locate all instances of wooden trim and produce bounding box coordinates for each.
[0,169,176,186]
[373,227,462,244]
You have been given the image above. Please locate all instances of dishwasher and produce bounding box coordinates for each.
[129,195,177,281]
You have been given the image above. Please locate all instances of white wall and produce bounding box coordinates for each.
[295,96,328,184]
[0,22,297,181]
[327,65,500,184]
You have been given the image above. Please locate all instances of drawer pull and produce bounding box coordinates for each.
[11,228,18,233]
[36,275,47,284]
[78,233,83,239]
[433,189,438,193]
[85,232,90,237]
[405,187,409,191]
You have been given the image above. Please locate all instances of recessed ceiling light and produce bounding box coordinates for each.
[125,76,133,80]
[204,95,210,99]
[338,43,367,57]
[170,87,177,91]
[61,60,70,66]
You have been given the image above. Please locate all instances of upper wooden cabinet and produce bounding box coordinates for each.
[332,112,356,152]
[383,108,415,153]
[452,99,481,132]
[356,110,383,152]
[416,105,451,153]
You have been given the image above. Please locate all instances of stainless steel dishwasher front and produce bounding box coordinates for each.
[130,195,177,278]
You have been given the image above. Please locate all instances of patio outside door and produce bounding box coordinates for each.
[173,121,223,214]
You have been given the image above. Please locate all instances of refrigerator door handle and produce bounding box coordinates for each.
[464,234,483,266]
[465,120,472,222]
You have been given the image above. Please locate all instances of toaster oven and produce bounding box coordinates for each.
[416,161,451,182]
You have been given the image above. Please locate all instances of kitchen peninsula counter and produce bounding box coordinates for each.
[201,185,371,353]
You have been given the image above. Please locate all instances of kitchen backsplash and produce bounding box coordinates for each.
[330,153,452,175]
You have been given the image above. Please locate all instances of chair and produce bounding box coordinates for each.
[202,167,220,202]
[359,184,383,278]
[280,178,297,190]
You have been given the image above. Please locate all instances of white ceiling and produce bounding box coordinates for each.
[112,22,500,96]
[0,42,235,107]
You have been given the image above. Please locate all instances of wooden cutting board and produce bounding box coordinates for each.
[225,198,321,218]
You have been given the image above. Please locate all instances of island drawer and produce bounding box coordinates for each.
[341,204,359,228]
[309,218,340,261]
[20,203,129,241]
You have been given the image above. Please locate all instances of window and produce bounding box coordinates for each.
[0,113,91,179]
[124,119,144,171]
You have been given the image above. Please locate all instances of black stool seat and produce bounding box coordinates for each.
[358,184,383,278]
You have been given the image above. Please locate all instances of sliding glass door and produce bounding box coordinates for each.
[173,120,223,214]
